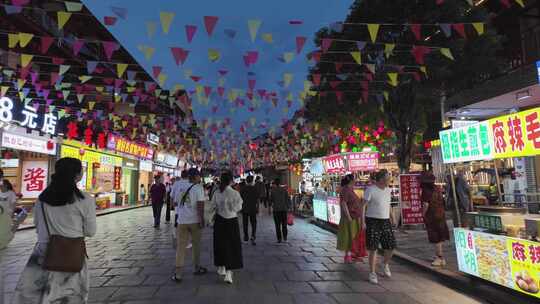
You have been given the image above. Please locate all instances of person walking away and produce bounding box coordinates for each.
[171,171,193,248]
[337,174,366,263]
[150,175,166,228]
[165,177,176,223]
[212,171,243,284]
[12,157,96,303]
[445,170,472,227]
[0,179,18,249]
[240,176,259,245]
[255,176,266,210]
[172,168,207,282]
[364,170,396,284]
[269,178,291,243]
[139,184,146,205]
[421,172,450,267]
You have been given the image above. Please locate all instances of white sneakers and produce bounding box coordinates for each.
[368,272,378,284]
[224,270,233,284]
[369,264,391,284]
[431,257,447,267]
[217,266,226,276]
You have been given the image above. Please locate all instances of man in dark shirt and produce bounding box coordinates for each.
[240,176,259,245]
[269,178,291,243]
[150,175,167,228]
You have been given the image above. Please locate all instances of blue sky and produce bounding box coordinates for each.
[82,0,353,148]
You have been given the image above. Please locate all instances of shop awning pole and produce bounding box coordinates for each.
[449,165,462,227]
[493,160,503,205]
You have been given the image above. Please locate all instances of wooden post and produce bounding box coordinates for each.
[450,165,462,228]
[493,160,503,205]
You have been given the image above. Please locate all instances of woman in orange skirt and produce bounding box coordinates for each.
[337,174,367,263]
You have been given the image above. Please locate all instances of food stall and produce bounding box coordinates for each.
[439,107,540,299]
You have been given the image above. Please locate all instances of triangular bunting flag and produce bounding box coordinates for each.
[41,36,54,54]
[515,0,525,7]
[388,73,398,87]
[262,33,273,43]
[170,47,189,65]
[117,63,128,78]
[111,6,128,19]
[384,44,395,58]
[283,52,294,63]
[152,66,162,78]
[8,33,19,48]
[410,24,422,41]
[159,11,175,34]
[65,1,83,12]
[57,11,72,29]
[322,38,332,52]
[296,36,307,54]
[472,23,484,35]
[440,48,454,60]
[102,41,118,60]
[79,75,92,83]
[204,16,219,36]
[452,23,466,38]
[146,21,157,38]
[20,54,33,67]
[367,24,380,43]
[186,25,197,43]
[248,19,262,42]
[104,16,117,26]
[87,61,98,74]
[208,49,220,62]
[18,33,33,47]
[158,73,167,86]
[73,39,84,56]
[351,51,362,64]
[440,24,452,37]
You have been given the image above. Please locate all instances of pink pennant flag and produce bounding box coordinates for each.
[170,47,189,65]
[411,45,431,65]
[73,39,84,56]
[312,74,321,86]
[217,87,225,97]
[500,0,511,8]
[186,25,197,43]
[296,36,307,54]
[243,55,251,67]
[19,67,29,80]
[335,91,343,102]
[204,86,212,97]
[41,36,54,54]
[102,41,118,60]
[11,0,29,5]
[322,38,332,52]
[152,66,162,78]
[218,69,228,76]
[360,81,369,91]
[452,23,466,38]
[410,24,422,41]
[246,92,253,100]
[204,16,219,36]
[330,80,340,89]
[52,57,64,65]
[248,79,256,90]
[247,51,259,64]
[104,16,117,26]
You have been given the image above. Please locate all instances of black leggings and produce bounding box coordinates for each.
[273,211,288,241]
[242,213,257,239]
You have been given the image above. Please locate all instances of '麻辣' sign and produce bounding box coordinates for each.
[107,134,154,160]
[440,107,540,163]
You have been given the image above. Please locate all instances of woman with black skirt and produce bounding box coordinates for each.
[212,171,243,284]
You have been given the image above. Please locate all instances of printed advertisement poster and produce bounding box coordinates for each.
[322,154,346,175]
[475,232,513,288]
[399,174,424,225]
[313,192,328,221]
[454,228,479,276]
[346,152,379,172]
[21,161,48,198]
[326,196,341,225]
[507,238,540,297]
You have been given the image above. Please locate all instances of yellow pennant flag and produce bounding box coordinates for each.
[18,33,34,48]
[515,0,525,7]
[122,120,129,128]
[1,86,9,96]
[17,79,26,89]
[115,94,122,103]
[350,51,361,64]
[117,63,128,77]
[79,75,92,83]
[384,44,395,58]
[420,66,427,75]
[160,12,175,34]
[248,19,262,42]
[57,11,72,29]
[158,73,167,86]
[283,73,293,87]
[8,33,19,48]
[127,87,135,93]
[472,23,484,35]
[440,48,454,60]
[96,86,104,93]
[387,73,398,87]
[367,24,380,43]
[20,54,33,67]
[383,91,389,101]
[208,49,221,62]
[146,21,157,38]
[284,52,294,63]
[304,80,312,91]
[365,64,376,74]
[262,33,273,43]
[88,101,96,110]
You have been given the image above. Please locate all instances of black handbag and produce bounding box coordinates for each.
[41,202,87,273]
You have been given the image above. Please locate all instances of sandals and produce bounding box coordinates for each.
[194,266,208,275]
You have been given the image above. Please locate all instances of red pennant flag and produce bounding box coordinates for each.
[335,62,343,72]
[102,41,118,60]
[322,38,332,52]
[330,80,340,89]
[411,45,431,64]
[170,47,189,65]
[362,90,368,103]
[436,0,444,4]
[410,24,422,40]
[247,92,253,100]
[257,89,266,98]
[190,76,201,82]
[217,87,225,97]
[452,23,466,38]
[248,79,256,90]
[104,16,117,26]
[312,74,321,86]
[311,51,321,63]
[152,66,162,78]
[296,36,307,54]
[360,81,369,91]
[186,25,197,43]
[243,55,251,67]
[52,57,64,65]
[204,16,219,36]
[500,0,511,8]
[41,36,54,54]
[73,39,84,56]
[335,91,343,102]
[204,86,212,97]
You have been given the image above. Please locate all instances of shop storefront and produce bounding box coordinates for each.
[139,160,154,204]
[154,151,179,183]
[439,107,540,300]
[122,158,139,205]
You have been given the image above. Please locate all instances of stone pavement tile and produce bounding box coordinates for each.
[198,283,243,297]
[88,287,118,302]
[109,286,158,301]
[294,293,339,304]
[236,280,276,293]
[89,268,109,277]
[305,256,334,264]
[140,265,173,275]
[274,281,315,293]
[250,270,287,281]
[241,294,294,304]
[96,260,136,268]
[123,300,162,304]
[309,281,352,293]
[324,263,355,271]
[331,293,379,304]
[344,281,386,293]
[103,267,142,276]
[131,259,164,267]
[278,256,308,263]
[366,292,421,304]
[264,262,298,271]
[296,262,328,271]
[316,271,356,281]
[154,285,198,299]
[284,270,321,281]
[103,275,147,286]
[89,276,111,288]
[379,280,421,293]
[142,274,173,285]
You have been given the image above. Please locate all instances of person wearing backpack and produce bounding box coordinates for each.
[172,168,207,282]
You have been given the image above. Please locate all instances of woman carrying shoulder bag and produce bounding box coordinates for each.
[13,157,97,304]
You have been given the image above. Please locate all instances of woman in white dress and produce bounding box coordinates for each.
[12,157,97,304]
[212,171,243,284]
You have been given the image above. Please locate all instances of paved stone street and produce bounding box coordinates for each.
[1,207,488,304]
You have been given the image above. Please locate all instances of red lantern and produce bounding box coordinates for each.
[97,133,106,149]
[84,127,93,145]
[46,141,54,150]
[67,121,78,139]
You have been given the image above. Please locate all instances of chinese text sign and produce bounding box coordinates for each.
[399,174,424,225]
[21,160,48,198]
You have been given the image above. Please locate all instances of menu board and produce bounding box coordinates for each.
[326,196,341,225]
[322,154,346,175]
[346,152,379,172]
[399,174,424,225]
[313,192,328,221]
[439,121,493,164]
[454,228,540,298]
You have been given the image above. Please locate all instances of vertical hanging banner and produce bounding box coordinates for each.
[21,160,49,198]
[399,174,424,225]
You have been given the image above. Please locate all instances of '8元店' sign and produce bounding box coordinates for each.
[440,107,540,163]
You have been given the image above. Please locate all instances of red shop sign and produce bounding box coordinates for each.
[113,166,122,190]
[399,174,424,225]
[346,152,379,172]
[323,154,346,174]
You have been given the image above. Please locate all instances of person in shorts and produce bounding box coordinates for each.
[364,170,396,284]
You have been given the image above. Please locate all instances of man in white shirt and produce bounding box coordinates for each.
[363,170,395,285]
[172,168,207,282]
